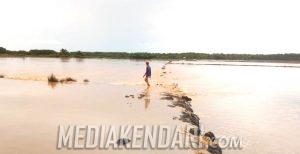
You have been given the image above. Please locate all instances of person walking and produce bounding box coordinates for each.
[143,61,151,87]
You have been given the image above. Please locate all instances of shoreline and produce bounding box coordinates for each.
[1,56,300,65]
[1,47,300,61]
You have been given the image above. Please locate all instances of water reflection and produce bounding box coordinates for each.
[60,57,71,62]
[48,82,58,89]
[75,58,84,63]
[144,87,151,109]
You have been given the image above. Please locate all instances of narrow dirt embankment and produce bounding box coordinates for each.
[157,61,222,154]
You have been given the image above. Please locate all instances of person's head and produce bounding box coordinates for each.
[146,61,149,66]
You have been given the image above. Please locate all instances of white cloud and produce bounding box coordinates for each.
[148,0,300,53]
[0,0,300,53]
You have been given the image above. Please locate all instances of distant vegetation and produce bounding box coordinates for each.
[1,47,300,61]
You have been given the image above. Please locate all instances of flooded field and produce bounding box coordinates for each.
[166,60,300,154]
[0,58,299,154]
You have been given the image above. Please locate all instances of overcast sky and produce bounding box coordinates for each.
[0,0,300,53]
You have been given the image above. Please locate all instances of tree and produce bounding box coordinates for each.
[60,48,70,57]
[0,47,7,53]
[29,49,56,55]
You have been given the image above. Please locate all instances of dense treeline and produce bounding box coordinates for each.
[1,47,300,61]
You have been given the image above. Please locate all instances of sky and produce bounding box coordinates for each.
[0,0,300,53]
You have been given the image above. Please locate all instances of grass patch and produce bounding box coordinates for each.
[48,74,59,82]
[60,77,77,83]
[48,74,77,84]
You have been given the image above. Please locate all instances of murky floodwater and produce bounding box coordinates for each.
[0,58,188,154]
[166,60,300,154]
[0,58,300,154]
